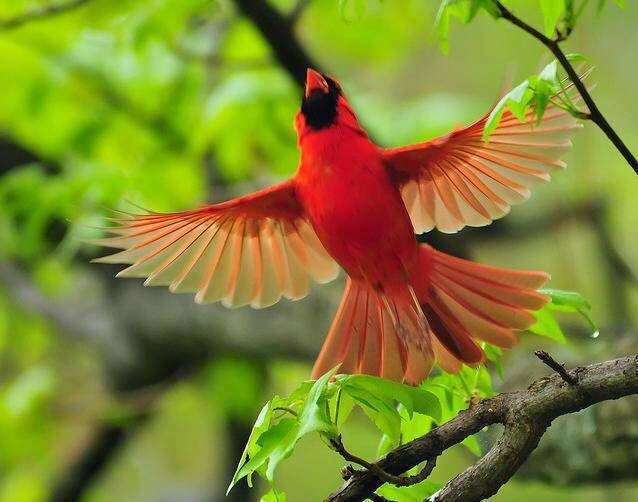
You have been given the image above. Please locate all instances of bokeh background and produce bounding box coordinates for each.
[0,0,637,501]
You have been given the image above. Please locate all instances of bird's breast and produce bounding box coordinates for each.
[295,145,417,283]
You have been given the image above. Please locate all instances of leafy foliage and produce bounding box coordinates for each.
[431,0,626,139]
[434,0,626,55]
[228,368,441,496]
[529,288,598,343]
[483,57,589,141]
[434,0,499,53]
[231,289,594,499]
[540,288,598,335]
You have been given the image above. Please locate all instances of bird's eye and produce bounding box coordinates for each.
[306,89,326,102]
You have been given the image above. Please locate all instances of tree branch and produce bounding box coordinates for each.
[232,0,319,87]
[493,1,638,175]
[534,350,578,385]
[288,0,312,25]
[327,354,638,501]
[0,0,92,30]
[330,436,437,487]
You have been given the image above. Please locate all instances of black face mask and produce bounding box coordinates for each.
[301,76,341,130]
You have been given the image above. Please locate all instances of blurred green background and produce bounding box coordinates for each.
[0,0,637,501]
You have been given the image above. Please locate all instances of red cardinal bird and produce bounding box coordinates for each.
[95,69,580,384]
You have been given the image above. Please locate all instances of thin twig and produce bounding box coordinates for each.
[494,0,638,175]
[534,350,578,385]
[330,436,437,487]
[0,0,92,30]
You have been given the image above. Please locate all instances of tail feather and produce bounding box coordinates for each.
[423,301,484,365]
[424,245,549,371]
[432,251,549,289]
[432,338,463,374]
[311,279,433,384]
[404,343,432,385]
[312,245,550,385]
[432,263,548,310]
[430,273,536,329]
[431,286,519,348]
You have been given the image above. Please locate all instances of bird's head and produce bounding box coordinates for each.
[295,68,364,140]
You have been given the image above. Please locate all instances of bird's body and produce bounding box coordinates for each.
[95,69,581,384]
[295,125,416,286]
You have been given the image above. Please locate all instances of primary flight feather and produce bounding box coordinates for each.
[95,69,580,384]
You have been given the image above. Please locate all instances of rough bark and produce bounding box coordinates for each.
[328,354,638,502]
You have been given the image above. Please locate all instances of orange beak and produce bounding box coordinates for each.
[305,68,329,98]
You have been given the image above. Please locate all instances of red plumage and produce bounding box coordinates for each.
[95,69,580,384]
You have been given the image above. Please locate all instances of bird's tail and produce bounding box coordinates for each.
[311,245,549,385]
[311,277,435,384]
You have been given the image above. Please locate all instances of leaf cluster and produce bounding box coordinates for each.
[434,0,625,53]
[228,369,441,498]
[230,286,597,500]
[483,56,589,141]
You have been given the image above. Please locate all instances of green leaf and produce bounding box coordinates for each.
[540,288,598,335]
[339,374,441,421]
[377,410,434,457]
[434,0,455,54]
[538,60,558,83]
[484,57,576,137]
[228,400,277,493]
[261,488,287,502]
[340,382,402,442]
[297,370,338,438]
[532,79,552,125]
[539,0,565,37]
[598,0,626,12]
[529,289,598,341]
[245,418,297,484]
[229,368,339,493]
[528,305,567,343]
[282,380,313,408]
[359,401,403,445]
[483,80,530,141]
[473,0,501,19]
[377,480,442,501]
[565,53,589,63]
[330,388,355,428]
[265,368,338,480]
[435,0,493,53]
[473,366,494,397]
[483,344,504,380]
[540,288,590,311]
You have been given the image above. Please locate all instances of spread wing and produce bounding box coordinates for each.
[382,103,582,234]
[93,180,339,308]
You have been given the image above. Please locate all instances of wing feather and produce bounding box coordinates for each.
[94,180,340,308]
[383,99,582,233]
